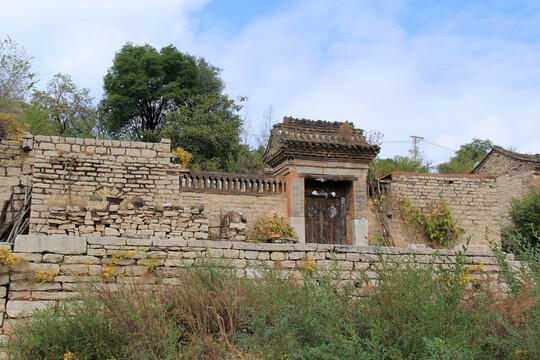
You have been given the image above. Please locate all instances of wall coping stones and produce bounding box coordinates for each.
[14,235,87,254]
[10,235,495,258]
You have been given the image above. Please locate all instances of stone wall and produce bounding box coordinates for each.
[0,233,512,336]
[25,135,287,240]
[495,170,537,228]
[368,173,499,249]
[29,136,183,237]
[0,135,32,230]
[176,192,287,234]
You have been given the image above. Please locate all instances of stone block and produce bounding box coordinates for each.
[288,252,306,260]
[7,300,53,318]
[223,249,240,258]
[152,238,187,247]
[87,237,126,246]
[244,251,258,260]
[105,227,120,236]
[270,252,286,261]
[141,149,156,157]
[14,235,87,254]
[63,255,100,264]
[232,242,259,250]
[127,238,153,246]
[56,143,71,152]
[207,248,224,257]
[10,281,62,292]
[31,291,79,301]
[188,239,232,249]
[257,252,270,260]
[13,253,43,262]
[256,243,295,252]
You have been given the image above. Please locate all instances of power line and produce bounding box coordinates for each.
[423,139,458,153]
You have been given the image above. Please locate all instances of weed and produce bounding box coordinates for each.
[0,248,20,268]
[34,269,56,284]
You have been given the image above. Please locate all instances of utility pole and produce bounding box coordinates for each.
[410,135,424,162]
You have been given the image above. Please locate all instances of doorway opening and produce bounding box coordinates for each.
[304,179,352,244]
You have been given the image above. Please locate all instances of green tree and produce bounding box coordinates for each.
[369,155,432,179]
[100,43,199,138]
[25,73,96,137]
[162,94,244,171]
[195,57,224,95]
[437,138,493,174]
[0,37,37,116]
[226,144,266,174]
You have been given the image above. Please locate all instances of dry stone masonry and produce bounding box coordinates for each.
[0,233,514,337]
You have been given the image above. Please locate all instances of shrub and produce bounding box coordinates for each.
[172,146,193,168]
[503,185,540,251]
[5,297,125,360]
[0,113,26,141]
[249,213,297,242]
[398,197,465,248]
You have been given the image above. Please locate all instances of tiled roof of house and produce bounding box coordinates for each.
[471,145,540,174]
[263,116,380,166]
[490,146,540,163]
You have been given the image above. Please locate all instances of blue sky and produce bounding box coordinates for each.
[3,0,540,165]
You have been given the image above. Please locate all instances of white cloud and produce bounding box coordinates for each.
[192,0,540,162]
[2,0,539,163]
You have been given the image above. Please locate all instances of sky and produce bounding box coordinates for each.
[2,0,540,165]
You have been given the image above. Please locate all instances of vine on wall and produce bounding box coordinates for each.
[398,197,465,248]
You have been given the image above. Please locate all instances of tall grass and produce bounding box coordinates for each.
[5,246,539,360]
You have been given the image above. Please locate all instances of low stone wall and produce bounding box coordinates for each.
[0,234,513,336]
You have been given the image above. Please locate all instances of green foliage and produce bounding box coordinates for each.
[0,37,37,116]
[249,213,297,242]
[20,103,53,135]
[503,186,540,250]
[398,198,465,247]
[7,252,539,360]
[161,93,244,171]
[226,144,266,174]
[5,297,124,359]
[26,73,96,137]
[437,138,493,174]
[195,57,224,95]
[100,42,199,138]
[369,154,431,179]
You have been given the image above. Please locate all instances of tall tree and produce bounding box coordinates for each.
[437,138,493,174]
[162,94,244,171]
[195,57,224,95]
[100,43,199,138]
[0,37,37,116]
[26,73,96,137]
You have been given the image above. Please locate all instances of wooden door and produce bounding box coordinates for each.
[305,180,348,244]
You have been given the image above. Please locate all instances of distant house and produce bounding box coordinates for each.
[471,145,540,177]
